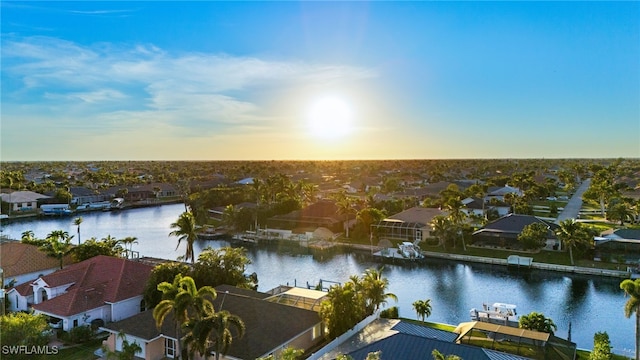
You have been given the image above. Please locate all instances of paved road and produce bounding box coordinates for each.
[555,178,591,223]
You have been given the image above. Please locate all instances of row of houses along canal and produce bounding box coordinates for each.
[0,202,634,357]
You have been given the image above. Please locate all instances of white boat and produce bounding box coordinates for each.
[398,242,424,259]
[470,302,519,327]
[108,198,125,210]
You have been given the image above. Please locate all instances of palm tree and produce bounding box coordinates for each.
[170,211,198,263]
[40,230,74,269]
[607,202,633,226]
[184,310,245,360]
[335,192,356,238]
[119,236,138,259]
[554,218,585,266]
[620,279,640,360]
[412,299,432,323]
[431,215,453,251]
[360,267,397,315]
[153,275,217,360]
[73,217,83,245]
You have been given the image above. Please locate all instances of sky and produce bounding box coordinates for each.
[1,1,639,161]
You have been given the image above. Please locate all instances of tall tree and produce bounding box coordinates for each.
[40,230,74,269]
[620,278,640,360]
[119,236,138,259]
[335,192,356,238]
[554,219,588,266]
[153,275,217,360]
[73,217,83,245]
[607,202,633,226]
[184,310,246,360]
[431,215,453,251]
[361,267,397,315]
[192,247,257,290]
[170,211,198,263]
[319,282,366,339]
[412,299,432,323]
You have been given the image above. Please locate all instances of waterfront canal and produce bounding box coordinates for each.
[0,203,634,356]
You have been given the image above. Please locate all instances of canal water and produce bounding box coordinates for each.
[0,203,634,356]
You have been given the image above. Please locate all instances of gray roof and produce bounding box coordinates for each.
[473,214,559,237]
[0,191,50,203]
[390,321,458,342]
[347,333,531,360]
[614,229,640,240]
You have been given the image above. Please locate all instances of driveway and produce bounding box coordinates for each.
[555,178,591,223]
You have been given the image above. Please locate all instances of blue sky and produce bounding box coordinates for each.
[2,1,639,161]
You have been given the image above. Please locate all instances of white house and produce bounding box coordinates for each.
[0,241,73,288]
[7,255,153,331]
[0,191,50,213]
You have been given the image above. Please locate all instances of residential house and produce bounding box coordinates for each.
[372,207,446,244]
[101,284,325,360]
[472,214,560,250]
[267,200,351,233]
[7,255,153,331]
[314,319,537,360]
[485,185,523,202]
[0,191,50,213]
[104,183,177,203]
[594,228,640,264]
[68,187,110,205]
[461,197,510,221]
[0,241,73,288]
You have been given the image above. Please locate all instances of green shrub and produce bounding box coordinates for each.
[65,325,94,344]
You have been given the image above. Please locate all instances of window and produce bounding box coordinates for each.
[165,338,176,358]
[139,299,146,312]
[73,319,78,328]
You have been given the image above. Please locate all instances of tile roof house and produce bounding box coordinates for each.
[101,284,325,360]
[0,241,73,287]
[7,255,153,331]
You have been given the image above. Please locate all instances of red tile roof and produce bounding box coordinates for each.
[0,241,72,278]
[32,255,153,317]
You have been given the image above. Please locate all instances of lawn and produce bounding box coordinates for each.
[21,339,102,360]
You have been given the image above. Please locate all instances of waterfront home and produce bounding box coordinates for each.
[314,318,533,360]
[372,207,446,244]
[0,241,73,287]
[485,185,523,202]
[267,200,351,234]
[594,228,640,264]
[472,214,560,250]
[68,186,110,205]
[0,190,50,213]
[101,285,325,360]
[7,255,152,331]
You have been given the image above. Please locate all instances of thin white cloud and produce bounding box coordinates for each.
[1,35,378,152]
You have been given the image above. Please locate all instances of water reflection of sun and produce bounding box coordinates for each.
[306,96,354,140]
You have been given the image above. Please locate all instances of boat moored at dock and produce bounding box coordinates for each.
[470,302,519,327]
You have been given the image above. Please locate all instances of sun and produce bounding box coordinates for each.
[307,96,354,140]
